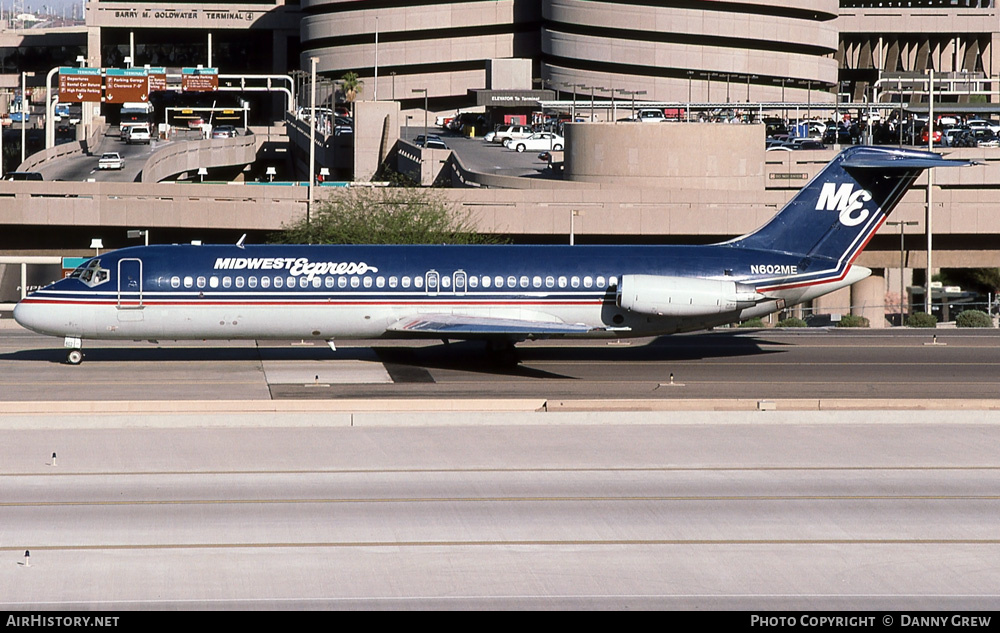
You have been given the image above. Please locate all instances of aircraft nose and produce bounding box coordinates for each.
[13,300,50,334]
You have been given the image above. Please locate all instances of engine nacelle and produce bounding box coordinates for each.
[617,274,764,317]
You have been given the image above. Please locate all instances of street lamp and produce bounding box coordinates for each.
[886,220,919,324]
[412,88,428,147]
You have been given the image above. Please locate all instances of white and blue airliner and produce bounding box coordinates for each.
[14,146,969,364]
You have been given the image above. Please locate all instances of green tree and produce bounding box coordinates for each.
[275,185,504,245]
[340,72,364,118]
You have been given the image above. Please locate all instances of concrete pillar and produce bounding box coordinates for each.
[811,285,851,316]
[852,268,887,329]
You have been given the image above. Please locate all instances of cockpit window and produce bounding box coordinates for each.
[69,259,110,288]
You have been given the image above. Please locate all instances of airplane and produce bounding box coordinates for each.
[14,145,971,365]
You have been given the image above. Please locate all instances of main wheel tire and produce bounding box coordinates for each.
[516,144,525,152]
[67,349,83,365]
[553,144,563,151]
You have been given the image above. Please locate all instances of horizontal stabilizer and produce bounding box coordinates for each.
[842,154,976,170]
[387,314,595,336]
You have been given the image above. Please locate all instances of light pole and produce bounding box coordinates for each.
[926,68,935,314]
[412,88,427,144]
[20,70,34,165]
[887,220,919,324]
[687,71,694,122]
[308,57,318,237]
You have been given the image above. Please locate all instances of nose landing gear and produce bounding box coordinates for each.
[64,337,83,365]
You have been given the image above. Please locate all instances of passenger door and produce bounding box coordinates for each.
[117,258,144,309]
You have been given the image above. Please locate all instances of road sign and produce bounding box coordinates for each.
[146,66,168,92]
[182,67,218,92]
[57,67,102,103]
[104,68,150,103]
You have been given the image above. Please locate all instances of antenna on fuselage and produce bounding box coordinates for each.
[236,234,247,249]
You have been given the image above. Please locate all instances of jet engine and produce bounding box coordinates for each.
[617,274,764,317]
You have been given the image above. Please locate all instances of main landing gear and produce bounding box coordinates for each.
[64,337,83,365]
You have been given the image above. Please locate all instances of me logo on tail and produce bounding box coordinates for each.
[815,182,874,227]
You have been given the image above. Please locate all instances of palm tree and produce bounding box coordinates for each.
[340,72,364,118]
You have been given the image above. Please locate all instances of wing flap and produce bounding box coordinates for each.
[387,313,597,336]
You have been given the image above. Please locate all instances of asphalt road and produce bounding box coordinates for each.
[1,326,998,402]
[2,422,999,609]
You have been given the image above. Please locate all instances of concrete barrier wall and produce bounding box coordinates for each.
[141,132,259,183]
[564,122,766,190]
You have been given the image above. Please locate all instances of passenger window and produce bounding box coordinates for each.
[325,277,335,288]
[532,276,542,288]
[183,277,193,288]
[469,276,478,289]
[376,277,385,288]
[597,276,606,288]
[558,276,567,288]
[363,277,372,288]
[584,276,593,288]
[519,276,529,288]
[299,277,309,289]
[274,277,283,288]
[389,276,398,288]
[312,277,322,289]
[545,276,554,288]
[171,276,180,289]
[248,277,258,289]
[261,276,270,289]
[402,276,411,288]
[286,277,295,288]
[609,276,618,287]
[414,276,423,288]
[571,276,580,288]
[209,276,219,289]
[223,276,232,288]
[351,277,360,288]
[507,276,516,288]
[481,276,491,288]
[236,277,245,288]
[338,277,347,288]
[442,276,451,288]
[196,276,206,288]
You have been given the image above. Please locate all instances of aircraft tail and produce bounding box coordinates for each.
[725,146,971,264]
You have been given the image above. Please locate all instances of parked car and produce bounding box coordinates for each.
[186,116,204,129]
[415,134,447,149]
[490,125,533,145]
[507,132,565,153]
[98,152,124,170]
[636,109,666,123]
[920,126,943,144]
[211,125,237,139]
[971,128,999,147]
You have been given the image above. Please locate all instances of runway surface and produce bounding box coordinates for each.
[0,326,999,402]
[2,325,999,610]
[3,423,1000,610]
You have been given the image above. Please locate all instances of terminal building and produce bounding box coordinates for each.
[3,1,1000,326]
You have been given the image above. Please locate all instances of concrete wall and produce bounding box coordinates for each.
[353,100,401,182]
[564,122,765,190]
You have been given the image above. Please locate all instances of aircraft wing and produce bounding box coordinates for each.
[386,314,598,336]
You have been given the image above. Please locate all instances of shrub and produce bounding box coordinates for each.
[776,317,807,328]
[956,310,993,328]
[738,317,765,328]
[906,312,938,328]
[836,314,870,328]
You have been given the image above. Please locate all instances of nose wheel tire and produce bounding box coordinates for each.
[67,349,83,365]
